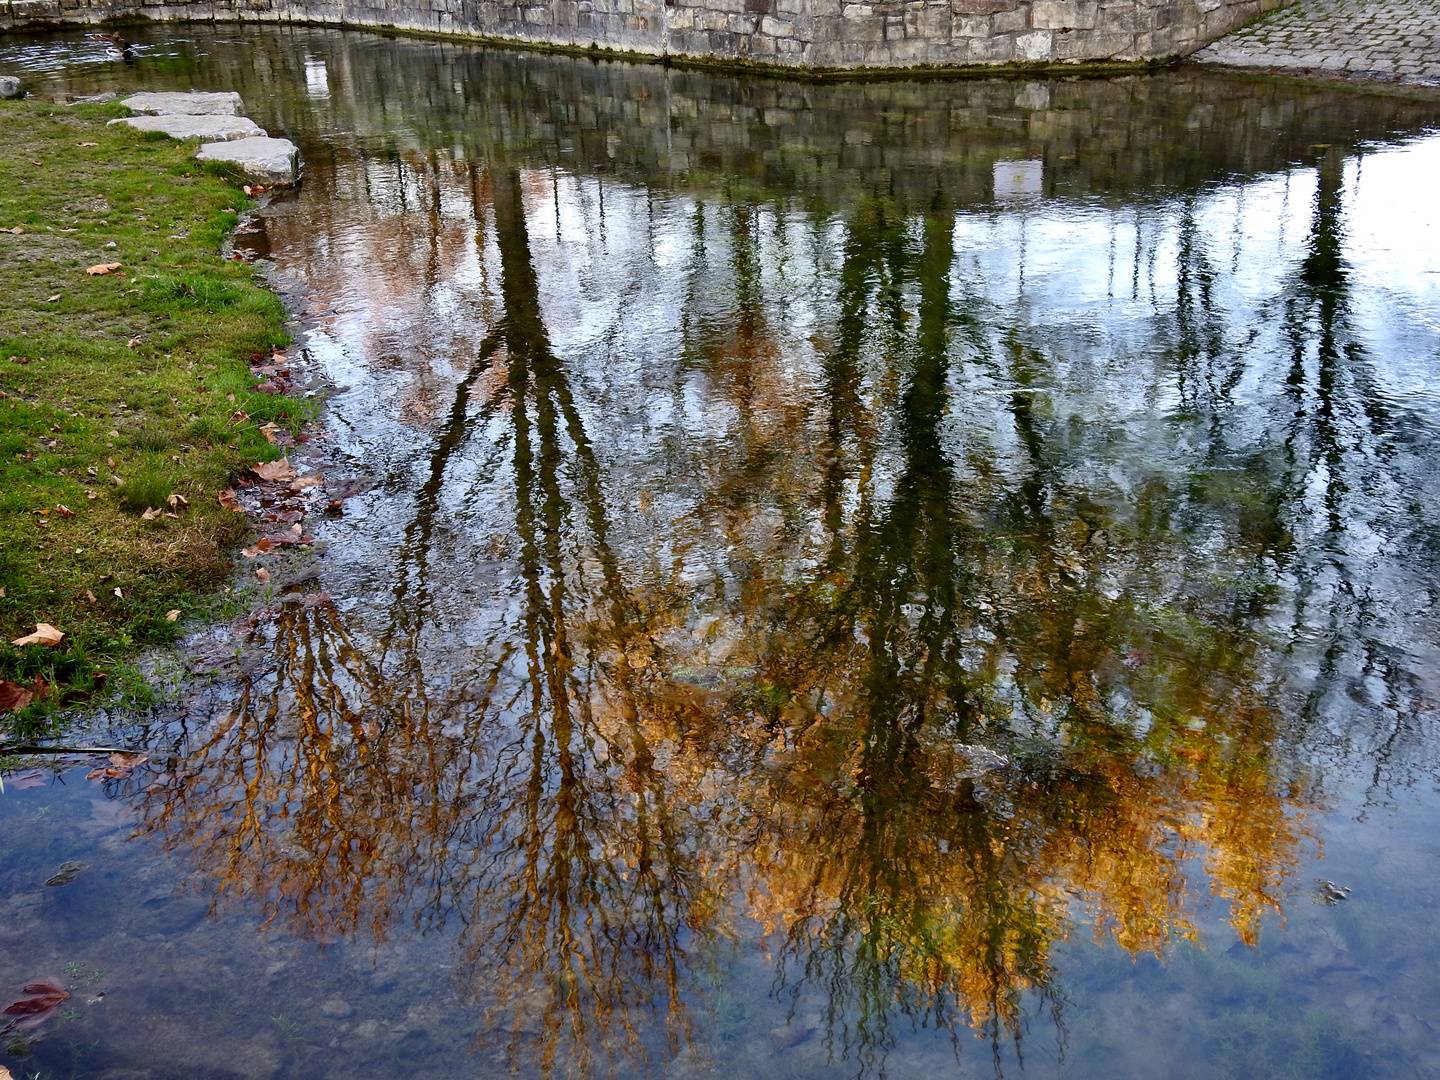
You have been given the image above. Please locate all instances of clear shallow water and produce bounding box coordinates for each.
[4,25,1440,1080]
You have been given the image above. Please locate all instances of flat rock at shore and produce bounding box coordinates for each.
[195,136,299,184]
[119,91,243,116]
[110,114,266,142]
[0,75,21,99]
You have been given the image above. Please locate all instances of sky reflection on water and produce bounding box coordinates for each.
[3,25,1440,1080]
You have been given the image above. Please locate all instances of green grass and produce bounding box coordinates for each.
[0,98,295,739]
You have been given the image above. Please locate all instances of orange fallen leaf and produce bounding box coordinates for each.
[11,623,64,648]
[54,504,75,517]
[241,538,278,558]
[86,263,122,275]
[289,476,323,491]
[167,493,190,511]
[251,457,296,482]
[165,609,180,622]
[229,410,250,424]
[7,226,22,235]
[111,751,148,769]
[255,568,271,582]
[258,421,280,443]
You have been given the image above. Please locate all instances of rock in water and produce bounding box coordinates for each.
[109,115,266,142]
[195,137,300,185]
[119,90,243,116]
[0,75,21,99]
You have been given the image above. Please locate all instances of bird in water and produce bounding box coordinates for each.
[103,42,136,61]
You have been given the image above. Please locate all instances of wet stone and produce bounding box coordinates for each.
[320,998,354,1018]
[0,74,21,98]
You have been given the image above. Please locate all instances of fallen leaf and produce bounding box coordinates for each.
[167,493,190,510]
[2,980,70,1031]
[46,294,61,302]
[253,380,278,394]
[141,506,161,521]
[85,589,97,602]
[111,475,124,486]
[4,768,47,789]
[229,410,250,424]
[113,587,124,599]
[258,421,280,443]
[165,609,180,622]
[255,567,271,582]
[301,592,333,608]
[251,457,296,482]
[77,141,98,147]
[55,504,75,517]
[86,263,122,275]
[0,676,47,712]
[218,489,244,512]
[86,489,98,500]
[0,586,5,597]
[111,751,148,769]
[11,623,64,648]
[241,538,278,558]
[289,476,323,491]
[127,336,141,349]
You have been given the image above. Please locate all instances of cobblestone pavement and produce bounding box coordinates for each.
[1193,0,1440,84]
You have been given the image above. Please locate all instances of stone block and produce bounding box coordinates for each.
[0,76,22,99]
[743,0,771,11]
[760,13,793,33]
[1030,0,1095,27]
[904,4,947,35]
[726,11,757,31]
[1053,27,1130,54]
[110,114,265,140]
[1015,27,1053,56]
[949,0,1015,10]
[667,6,694,26]
[991,5,1027,30]
[953,12,991,33]
[195,136,298,184]
[967,31,1015,57]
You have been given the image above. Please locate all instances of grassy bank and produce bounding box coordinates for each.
[0,97,293,739]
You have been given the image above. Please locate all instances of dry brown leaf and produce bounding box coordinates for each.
[0,676,46,712]
[86,489,98,500]
[0,586,5,597]
[111,752,148,769]
[54,504,75,517]
[113,587,124,599]
[86,263,122,275]
[141,506,161,521]
[77,141,98,147]
[85,589,97,602]
[251,457,296,482]
[165,609,180,622]
[7,226,22,235]
[11,623,64,648]
[229,410,250,424]
[258,421,280,443]
[218,488,244,512]
[167,493,190,510]
[255,567,271,583]
[46,294,60,302]
[241,538,278,559]
[289,476,324,491]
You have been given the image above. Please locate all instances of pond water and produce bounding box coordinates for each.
[4,25,1440,1080]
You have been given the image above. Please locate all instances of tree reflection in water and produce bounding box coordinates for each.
[137,145,1438,1077]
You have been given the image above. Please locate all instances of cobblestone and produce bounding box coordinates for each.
[1193,0,1440,84]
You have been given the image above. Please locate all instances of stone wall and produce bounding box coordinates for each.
[0,0,1291,69]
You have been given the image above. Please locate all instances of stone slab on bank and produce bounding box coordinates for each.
[1194,0,1440,84]
[110,114,266,141]
[195,136,299,184]
[119,90,244,115]
[0,74,21,99]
